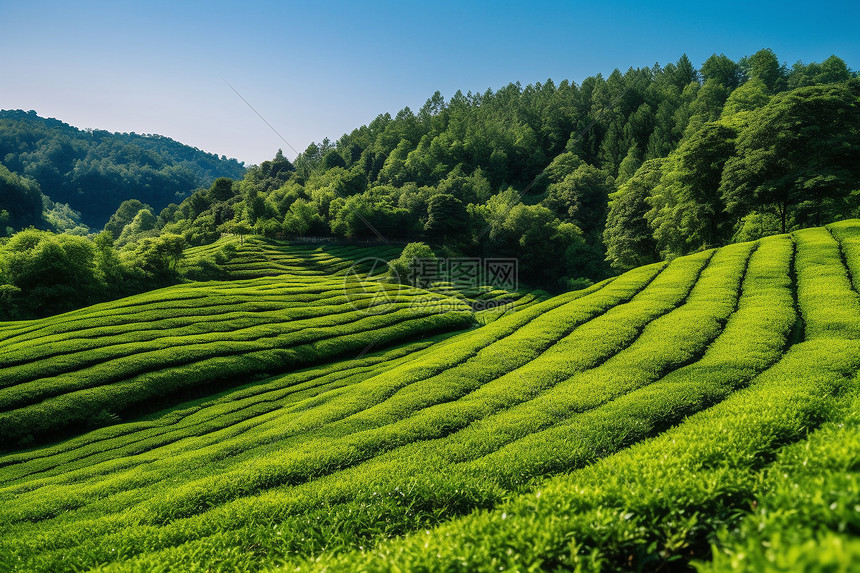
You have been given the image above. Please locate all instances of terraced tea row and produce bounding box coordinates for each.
[186,237,551,319]
[205,238,404,279]
[0,276,474,449]
[1,221,859,572]
[310,225,860,572]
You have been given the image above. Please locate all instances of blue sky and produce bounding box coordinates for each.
[1,0,858,166]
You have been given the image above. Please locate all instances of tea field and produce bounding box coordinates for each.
[1,221,859,571]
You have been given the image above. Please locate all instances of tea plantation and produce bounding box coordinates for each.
[1,221,859,571]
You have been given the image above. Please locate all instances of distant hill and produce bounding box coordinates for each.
[0,110,246,227]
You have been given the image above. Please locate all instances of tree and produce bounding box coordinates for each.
[208,177,235,202]
[322,150,346,170]
[543,163,614,238]
[117,208,157,246]
[220,220,253,244]
[387,242,437,286]
[0,210,9,236]
[93,231,123,287]
[104,199,151,239]
[788,55,852,89]
[688,79,730,124]
[816,55,852,84]
[126,234,187,283]
[487,203,589,283]
[435,167,492,204]
[247,149,295,192]
[604,159,663,270]
[0,229,98,316]
[671,121,737,247]
[721,78,770,118]
[43,198,90,235]
[746,48,786,93]
[329,191,407,240]
[241,182,266,224]
[672,54,698,88]
[701,53,742,89]
[283,199,325,237]
[543,152,586,183]
[721,80,860,233]
[234,221,252,244]
[616,143,643,185]
[424,194,468,242]
[0,163,43,232]
[644,160,692,258]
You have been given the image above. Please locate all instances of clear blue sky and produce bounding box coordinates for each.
[2,0,858,166]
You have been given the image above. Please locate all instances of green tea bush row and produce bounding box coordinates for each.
[0,297,474,448]
[0,289,440,392]
[0,281,615,480]
[308,336,860,572]
[0,259,684,530]
[3,227,858,571]
[0,239,808,563]
[828,219,860,293]
[702,384,860,572]
[0,339,446,483]
[0,267,645,520]
[0,278,355,347]
[0,293,400,373]
[793,227,860,340]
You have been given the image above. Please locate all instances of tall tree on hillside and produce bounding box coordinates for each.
[604,158,663,270]
[788,55,852,89]
[673,54,699,88]
[701,53,742,89]
[543,163,615,238]
[424,194,468,243]
[0,163,43,233]
[671,121,738,247]
[721,78,770,119]
[721,80,860,233]
[0,229,99,316]
[745,48,786,93]
[688,80,731,124]
[208,177,236,202]
[104,199,151,239]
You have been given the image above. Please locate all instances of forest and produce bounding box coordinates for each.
[1,49,858,318]
[0,109,246,229]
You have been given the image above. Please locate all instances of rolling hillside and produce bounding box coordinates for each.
[0,109,246,228]
[0,274,474,449]
[186,236,551,316]
[1,221,859,571]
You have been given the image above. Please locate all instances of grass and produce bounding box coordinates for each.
[0,221,859,572]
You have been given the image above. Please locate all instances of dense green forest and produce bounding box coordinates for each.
[0,110,246,229]
[1,49,858,319]
[142,50,859,281]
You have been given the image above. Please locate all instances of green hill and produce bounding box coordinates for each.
[186,237,407,279]
[0,274,474,449]
[186,236,551,316]
[0,220,859,571]
[0,109,246,228]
